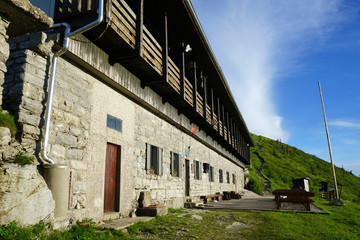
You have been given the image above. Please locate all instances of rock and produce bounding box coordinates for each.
[226,221,247,230]
[191,214,203,220]
[0,163,55,226]
[0,127,11,153]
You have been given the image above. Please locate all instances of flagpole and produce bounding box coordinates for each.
[318,81,339,200]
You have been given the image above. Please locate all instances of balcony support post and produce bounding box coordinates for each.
[227,112,230,144]
[211,87,214,125]
[217,97,221,133]
[222,105,225,139]
[135,0,144,57]
[181,41,186,100]
[163,12,169,82]
[193,62,198,112]
[203,78,208,120]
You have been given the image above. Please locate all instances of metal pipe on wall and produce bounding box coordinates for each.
[42,0,104,164]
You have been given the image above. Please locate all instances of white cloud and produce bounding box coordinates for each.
[329,120,360,129]
[193,0,344,142]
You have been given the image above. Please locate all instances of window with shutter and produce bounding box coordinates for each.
[146,143,162,175]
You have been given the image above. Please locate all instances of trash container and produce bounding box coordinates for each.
[292,177,310,192]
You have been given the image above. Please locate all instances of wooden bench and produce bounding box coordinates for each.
[273,189,315,211]
[200,194,224,203]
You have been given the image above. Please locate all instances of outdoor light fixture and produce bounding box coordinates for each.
[185,44,192,52]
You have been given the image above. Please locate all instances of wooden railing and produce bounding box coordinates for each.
[196,92,204,116]
[111,0,163,74]
[168,57,181,93]
[219,120,223,136]
[224,126,228,141]
[213,114,218,131]
[112,0,136,48]
[184,77,194,106]
[206,104,211,123]
[55,0,98,18]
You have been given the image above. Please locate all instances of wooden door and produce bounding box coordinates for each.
[185,159,190,196]
[104,143,121,212]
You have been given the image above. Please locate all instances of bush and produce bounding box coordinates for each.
[14,153,34,166]
[0,109,17,137]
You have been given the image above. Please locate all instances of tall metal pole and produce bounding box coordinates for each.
[318,81,339,199]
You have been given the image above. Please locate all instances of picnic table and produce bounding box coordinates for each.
[273,189,315,211]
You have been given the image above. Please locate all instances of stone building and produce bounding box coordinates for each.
[0,0,254,225]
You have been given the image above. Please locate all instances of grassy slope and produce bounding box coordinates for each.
[250,133,360,203]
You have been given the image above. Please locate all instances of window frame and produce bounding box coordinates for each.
[209,166,214,182]
[146,143,163,175]
[226,171,230,184]
[193,160,202,180]
[170,151,182,178]
[219,169,223,183]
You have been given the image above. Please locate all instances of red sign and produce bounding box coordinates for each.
[191,127,196,134]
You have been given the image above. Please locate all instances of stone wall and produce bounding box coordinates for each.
[0,16,10,106]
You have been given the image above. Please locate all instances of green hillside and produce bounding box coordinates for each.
[248,133,360,203]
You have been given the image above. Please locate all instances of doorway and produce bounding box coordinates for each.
[104,143,121,212]
[185,159,190,196]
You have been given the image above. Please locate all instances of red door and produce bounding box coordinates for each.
[104,143,121,212]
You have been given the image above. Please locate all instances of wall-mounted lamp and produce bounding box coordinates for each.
[185,44,192,53]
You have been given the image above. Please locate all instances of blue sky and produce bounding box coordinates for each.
[191,0,360,176]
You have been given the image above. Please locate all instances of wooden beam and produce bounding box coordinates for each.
[193,62,197,113]
[135,0,144,57]
[163,12,169,83]
[217,97,221,132]
[203,78,207,120]
[181,41,186,100]
[211,87,214,124]
[222,105,225,139]
[227,112,230,145]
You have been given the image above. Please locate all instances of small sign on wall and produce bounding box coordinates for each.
[191,127,196,134]
[185,150,190,156]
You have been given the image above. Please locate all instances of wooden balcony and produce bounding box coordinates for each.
[54,0,252,163]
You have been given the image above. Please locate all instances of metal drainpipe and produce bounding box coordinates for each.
[42,0,104,164]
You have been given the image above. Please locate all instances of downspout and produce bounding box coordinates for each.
[42,0,104,164]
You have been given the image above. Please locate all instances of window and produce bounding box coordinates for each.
[194,160,202,180]
[226,172,230,183]
[107,114,122,132]
[209,166,214,182]
[170,152,182,177]
[232,174,236,184]
[203,163,210,173]
[219,169,223,183]
[146,143,163,175]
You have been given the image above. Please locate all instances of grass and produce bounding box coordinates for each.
[0,109,17,137]
[249,133,360,203]
[14,153,34,165]
[1,203,359,239]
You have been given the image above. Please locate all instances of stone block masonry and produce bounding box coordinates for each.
[0,16,10,106]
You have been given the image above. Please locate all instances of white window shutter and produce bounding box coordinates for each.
[178,156,183,178]
[158,148,163,175]
[146,143,151,174]
[199,161,202,180]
